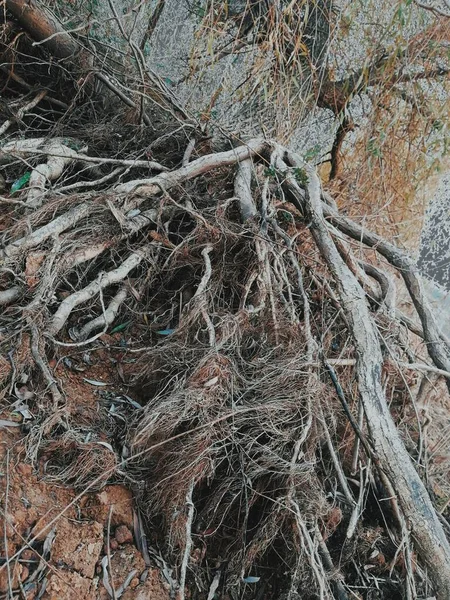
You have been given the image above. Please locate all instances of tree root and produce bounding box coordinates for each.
[48,248,150,337]
[73,286,128,342]
[294,149,450,596]
[2,134,450,598]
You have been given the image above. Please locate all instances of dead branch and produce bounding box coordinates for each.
[0,90,47,136]
[6,0,79,58]
[140,0,166,51]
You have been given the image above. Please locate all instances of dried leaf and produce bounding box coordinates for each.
[204,376,219,388]
[83,378,110,386]
[25,251,46,288]
[14,384,34,401]
[0,419,21,428]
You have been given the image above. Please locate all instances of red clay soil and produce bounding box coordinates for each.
[0,341,170,600]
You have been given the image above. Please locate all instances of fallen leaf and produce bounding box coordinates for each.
[0,420,21,428]
[243,576,260,583]
[110,321,131,334]
[204,376,219,388]
[83,378,110,386]
[25,251,46,288]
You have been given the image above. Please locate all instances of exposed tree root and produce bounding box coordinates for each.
[2,133,450,596]
[48,249,151,337]
[296,150,450,595]
[2,8,450,597]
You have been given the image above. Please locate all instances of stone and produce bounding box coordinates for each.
[115,525,133,545]
[42,570,93,600]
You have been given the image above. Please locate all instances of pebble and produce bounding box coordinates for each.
[115,525,133,545]
[21,549,37,561]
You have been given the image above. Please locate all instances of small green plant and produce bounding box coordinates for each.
[293,167,309,186]
[303,144,321,162]
[278,210,294,224]
[367,137,383,159]
[432,119,444,132]
[264,166,278,178]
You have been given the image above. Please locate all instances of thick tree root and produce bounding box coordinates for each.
[48,249,150,337]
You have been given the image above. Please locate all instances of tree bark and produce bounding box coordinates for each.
[6,0,79,59]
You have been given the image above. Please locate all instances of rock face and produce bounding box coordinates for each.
[419,170,450,291]
[416,165,450,334]
[421,275,450,340]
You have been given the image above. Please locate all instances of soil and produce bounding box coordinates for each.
[0,341,170,600]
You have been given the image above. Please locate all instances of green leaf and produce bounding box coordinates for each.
[83,378,110,386]
[367,138,383,159]
[10,172,31,194]
[156,328,175,336]
[110,321,131,334]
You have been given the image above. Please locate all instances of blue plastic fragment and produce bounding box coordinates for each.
[243,577,260,584]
